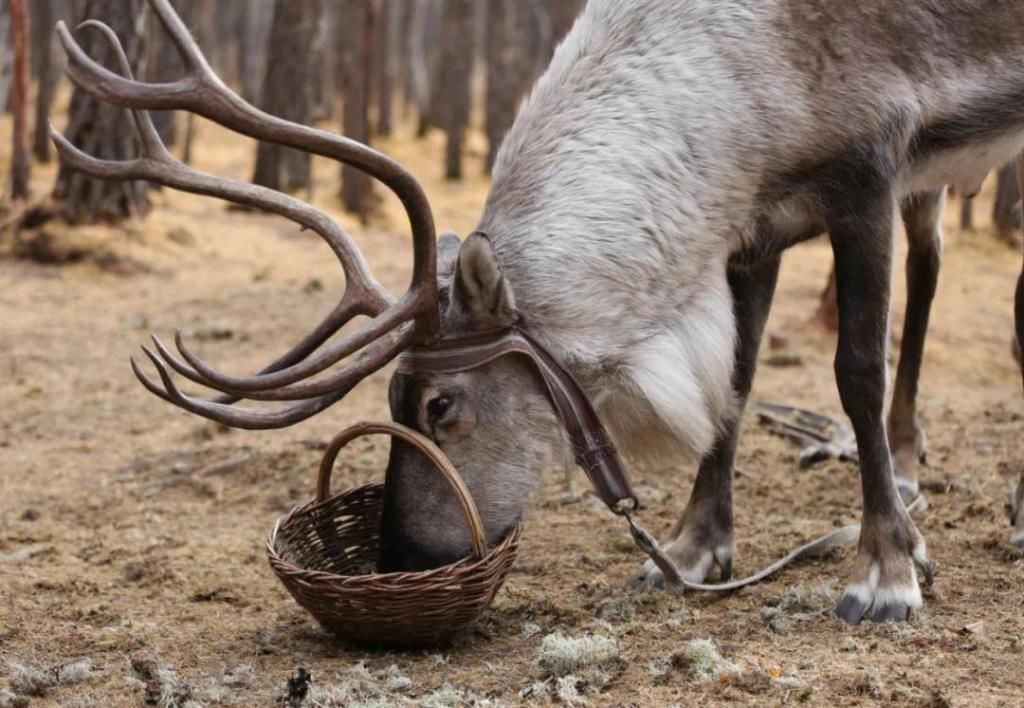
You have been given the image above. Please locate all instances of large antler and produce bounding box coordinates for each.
[51,0,441,429]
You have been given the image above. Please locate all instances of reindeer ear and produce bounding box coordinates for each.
[455,232,518,326]
[437,231,462,277]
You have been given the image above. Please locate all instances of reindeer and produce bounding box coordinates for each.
[56,0,1024,625]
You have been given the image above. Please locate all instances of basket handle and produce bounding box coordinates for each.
[316,421,488,560]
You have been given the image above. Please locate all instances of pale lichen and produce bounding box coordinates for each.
[535,633,620,678]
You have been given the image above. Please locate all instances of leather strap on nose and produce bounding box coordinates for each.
[397,328,638,514]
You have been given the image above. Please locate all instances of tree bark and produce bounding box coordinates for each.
[251,0,320,194]
[9,0,31,199]
[437,0,475,180]
[0,4,11,115]
[339,0,375,219]
[239,0,274,105]
[396,0,415,121]
[311,3,335,121]
[373,0,396,136]
[411,0,443,137]
[993,162,1021,245]
[53,0,150,223]
[31,0,64,163]
[485,0,532,172]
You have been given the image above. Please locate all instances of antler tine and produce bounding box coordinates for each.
[48,20,383,423]
[52,21,435,403]
[75,20,167,158]
[150,321,417,401]
[54,0,443,421]
[130,323,412,428]
[56,0,440,339]
[131,349,352,430]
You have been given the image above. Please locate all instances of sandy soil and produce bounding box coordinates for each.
[1,114,1022,707]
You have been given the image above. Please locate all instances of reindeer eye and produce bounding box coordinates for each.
[427,396,452,422]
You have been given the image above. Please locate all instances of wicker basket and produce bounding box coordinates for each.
[266,421,521,647]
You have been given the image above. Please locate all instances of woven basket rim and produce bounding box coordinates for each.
[266,482,522,586]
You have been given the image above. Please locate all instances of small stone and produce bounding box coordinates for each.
[187,325,234,342]
[167,227,196,246]
[123,562,146,583]
[767,331,790,350]
[959,621,984,636]
[20,508,39,522]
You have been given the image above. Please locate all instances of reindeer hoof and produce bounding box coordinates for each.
[836,581,921,625]
[628,541,732,591]
[836,526,929,624]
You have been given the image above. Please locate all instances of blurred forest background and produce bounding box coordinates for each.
[1,0,1021,318]
[0,0,589,238]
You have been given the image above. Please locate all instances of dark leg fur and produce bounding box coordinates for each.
[826,183,931,624]
[631,256,781,589]
[1012,155,1024,549]
[888,189,945,505]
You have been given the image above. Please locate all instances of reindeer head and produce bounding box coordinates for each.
[379,233,563,570]
[55,0,563,572]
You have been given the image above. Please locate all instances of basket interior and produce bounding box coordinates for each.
[272,483,384,576]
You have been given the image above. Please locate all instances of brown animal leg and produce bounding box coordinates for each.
[630,255,781,589]
[887,189,945,505]
[828,185,930,625]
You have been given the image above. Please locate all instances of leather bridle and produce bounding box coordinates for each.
[398,328,637,513]
[398,326,873,594]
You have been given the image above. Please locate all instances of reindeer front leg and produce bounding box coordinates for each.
[631,255,781,589]
[829,182,932,624]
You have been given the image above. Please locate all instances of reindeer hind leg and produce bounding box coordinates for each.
[1011,155,1024,549]
[887,188,945,506]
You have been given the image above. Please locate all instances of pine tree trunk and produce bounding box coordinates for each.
[239,0,274,105]
[311,6,336,121]
[437,0,474,180]
[211,0,244,85]
[373,0,396,136]
[31,0,63,163]
[9,0,31,200]
[251,0,320,194]
[993,162,1021,244]
[0,5,11,115]
[396,0,415,121]
[53,0,150,223]
[485,0,532,173]
[411,0,443,137]
[340,0,375,219]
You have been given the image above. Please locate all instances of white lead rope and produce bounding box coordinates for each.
[622,494,927,594]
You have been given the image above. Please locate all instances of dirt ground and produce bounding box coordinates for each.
[1,112,1023,707]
